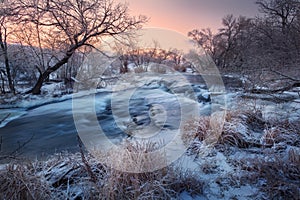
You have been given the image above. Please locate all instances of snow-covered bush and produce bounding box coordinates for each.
[94,140,204,199]
[182,109,268,154]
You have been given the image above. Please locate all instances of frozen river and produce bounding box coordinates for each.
[0,74,218,160]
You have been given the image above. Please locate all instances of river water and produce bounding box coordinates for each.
[0,74,222,161]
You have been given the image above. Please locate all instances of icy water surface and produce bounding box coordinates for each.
[0,75,215,160]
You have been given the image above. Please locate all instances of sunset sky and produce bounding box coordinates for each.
[119,0,260,35]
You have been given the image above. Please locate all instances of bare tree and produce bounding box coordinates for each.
[0,2,16,94]
[12,0,147,94]
[248,0,300,91]
[188,28,217,61]
[256,0,300,33]
[255,0,300,60]
[188,0,300,94]
[114,40,167,73]
[113,39,135,73]
[189,15,253,70]
[215,15,253,69]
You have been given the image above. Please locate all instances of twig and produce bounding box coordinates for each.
[77,135,97,183]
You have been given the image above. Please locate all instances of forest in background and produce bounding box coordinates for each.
[188,0,300,94]
[0,0,299,97]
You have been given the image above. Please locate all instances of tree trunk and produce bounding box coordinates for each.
[0,72,5,94]
[30,50,74,95]
[4,52,15,94]
[31,73,46,95]
[0,34,15,94]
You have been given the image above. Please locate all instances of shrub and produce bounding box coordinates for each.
[96,140,204,199]
[182,110,264,153]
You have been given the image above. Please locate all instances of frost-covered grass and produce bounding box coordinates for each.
[0,162,52,199]
[182,107,300,199]
[95,141,203,199]
[0,141,204,200]
[236,148,300,199]
[182,109,268,150]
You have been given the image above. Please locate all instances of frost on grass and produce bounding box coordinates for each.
[182,107,300,199]
[0,140,204,200]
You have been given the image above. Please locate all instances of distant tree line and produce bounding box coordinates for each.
[113,41,189,74]
[189,0,300,91]
[1,0,300,95]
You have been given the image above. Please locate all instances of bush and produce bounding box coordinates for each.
[95,140,204,199]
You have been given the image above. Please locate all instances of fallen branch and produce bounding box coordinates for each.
[248,82,300,94]
[270,69,300,82]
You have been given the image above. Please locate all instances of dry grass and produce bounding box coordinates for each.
[0,162,51,200]
[182,109,268,154]
[182,102,300,199]
[100,165,203,200]
[96,140,167,173]
[183,105,300,151]
[238,148,300,200]
[182,116,210,146]
[261,120,300,147]
[95,140,203,199]
[206,112,300,199]
[0,140,204,200]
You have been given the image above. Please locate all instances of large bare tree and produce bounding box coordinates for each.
[13,0,147,94]
[189,15,253,70]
